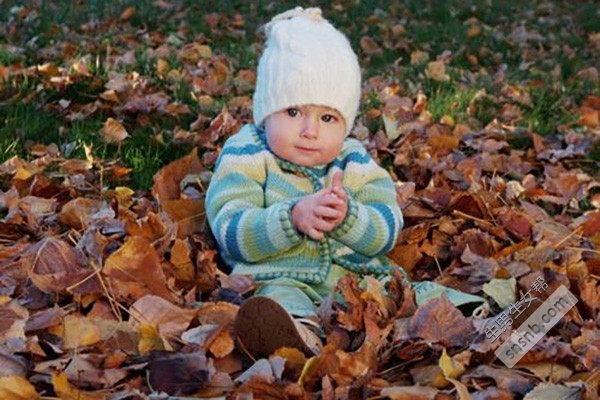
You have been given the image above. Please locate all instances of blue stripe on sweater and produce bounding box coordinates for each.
[331,152,372,169]
[215,144,264,169]
[366,202,396,252]
[225,210,245,261]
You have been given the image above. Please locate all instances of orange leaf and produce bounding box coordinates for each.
[170,239,195,281]
[152,148,204,203]
[120,6,136,21]
[58,198,102,230]
[103,236,174,303]
[360,36,383,55]
[580,106,598,128]
[209,328,235,358]
[162,199,205,238]
[197,302,239,326]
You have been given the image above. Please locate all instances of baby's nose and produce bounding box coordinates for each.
[301,117,318,138]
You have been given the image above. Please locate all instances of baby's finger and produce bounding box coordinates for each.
[331,171,344,189]
[314,205,341,219]
[307,228,324,241]
[314,218,336,232]
[316,193,345,208]
[331,186,347,200]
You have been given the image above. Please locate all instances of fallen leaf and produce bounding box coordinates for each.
[129,294,195,338]
[52,314,102,350]
[0,349,29,378]
[523,382,584,400]
[360,36,383,55]
[58,198,102,230]
[209,329,235,358]
[152,148,204,203]
[103,236,174,303]
[148,351,210,395]
[439,348,466,380]
[380,385,439,399]
[0,376,40,400]
[20,237,99,295]
[100,118,129,145]
[483,278,517,309]
[52,372,105,400]
[120,6,136,21]
[408,295,475,347]
[426,60,450,82]
[0,300,28,343]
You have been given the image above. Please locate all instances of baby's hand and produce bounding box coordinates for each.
[291,188,346,241]
[327,171,348,225]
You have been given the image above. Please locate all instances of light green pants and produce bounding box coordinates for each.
[255,267,488,318]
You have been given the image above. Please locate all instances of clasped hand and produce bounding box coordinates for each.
[291,172,347,241]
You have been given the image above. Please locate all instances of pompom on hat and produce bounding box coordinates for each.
[252,7,362,136]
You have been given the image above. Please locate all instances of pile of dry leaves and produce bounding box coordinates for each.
[1,90,600,399]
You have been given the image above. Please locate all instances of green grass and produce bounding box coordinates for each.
[1,0,598,188]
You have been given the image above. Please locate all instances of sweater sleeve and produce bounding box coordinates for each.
[329,144,404,257]
[206,134,304,264]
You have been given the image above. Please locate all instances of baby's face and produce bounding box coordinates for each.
[264,105,346,167]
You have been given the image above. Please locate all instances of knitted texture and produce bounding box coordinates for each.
[206,125,404,284]
[252,7,361,136]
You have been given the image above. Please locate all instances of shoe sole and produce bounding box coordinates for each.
[234,296,315,359]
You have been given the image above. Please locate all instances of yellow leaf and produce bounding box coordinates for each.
[138,323,166,355]
[60,314,102,349]
[37,63,60,77]
[53,372,105,400]
[197,44,212,59]
[13,165,37,180]
[100,118,129,145]
[440,115,455,127]
[466,24,481,38]
[439,348,466,380]
[0,376,40,400]
[114,186,135,208]
[298,355,321,386]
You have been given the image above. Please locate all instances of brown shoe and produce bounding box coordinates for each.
[234,296,323,359]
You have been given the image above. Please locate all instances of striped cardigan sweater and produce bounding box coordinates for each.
[205,124,404,284]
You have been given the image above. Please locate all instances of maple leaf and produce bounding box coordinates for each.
[103,236,174,303]
[408,295,475,347]
[20,237,100,295]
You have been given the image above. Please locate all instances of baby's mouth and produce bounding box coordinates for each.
[295,146,318,152]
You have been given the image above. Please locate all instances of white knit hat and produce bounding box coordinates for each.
[252,7,361,136]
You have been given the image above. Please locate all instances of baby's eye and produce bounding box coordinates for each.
[321,114,337,123]
[287,108,300,117]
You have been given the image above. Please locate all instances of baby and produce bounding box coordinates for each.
[206,7,485,358]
